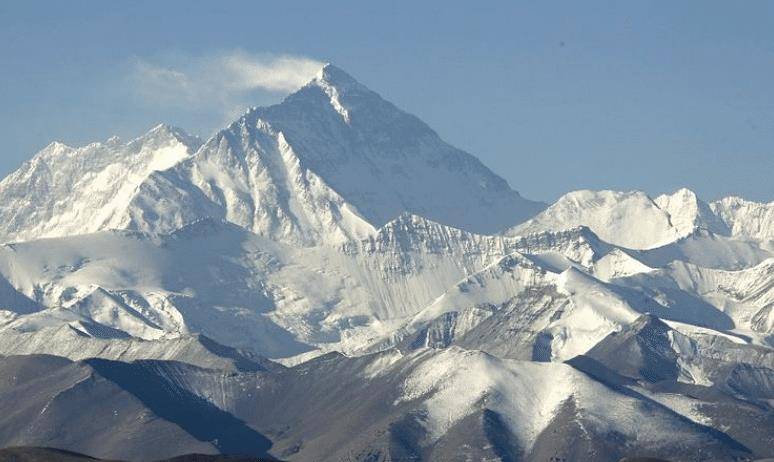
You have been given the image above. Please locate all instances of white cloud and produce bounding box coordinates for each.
[218,52,325,92]
[128,50,325,115]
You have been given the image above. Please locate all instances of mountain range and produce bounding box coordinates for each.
[0,64,772,461]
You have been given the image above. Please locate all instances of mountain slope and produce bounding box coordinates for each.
[0,65,544,247]
[0,62,771,462]
[617,258,774,336]
[0,125,201,243]
[0,355,274,461]
[711,196,774,243]
[0,217,620,360]
[0,448,273,462]
[0,351,762,462]
[507,188,774,252]
[506,190,681,249]
[632,228,773,271]
[1,208,769,363]
[581,314,774,389]
[378,260,644,362]
[123,65,544,245]
[0,321,279,372]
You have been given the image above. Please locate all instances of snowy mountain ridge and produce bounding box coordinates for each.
[0,64,544,247]
[508,187,774,250]
[0,124,201,243]
[0,63,772,461]
[0,64,771,361]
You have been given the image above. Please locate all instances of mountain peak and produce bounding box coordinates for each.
[39,141,73,156]
[303,64,370,123]
[672,187,698,199]
[507,189,680,249]
[315,63,361,88]
[654,187,701,209]
[147,122,177,135]
[507,188,746,249]
[0,122,201,242]
[138,123,201,150]
[0,62,543,244]
[655,187,729,236]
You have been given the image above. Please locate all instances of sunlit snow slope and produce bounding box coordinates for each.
[0,63,772,462]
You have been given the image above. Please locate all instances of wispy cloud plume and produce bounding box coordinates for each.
[128,51,324,121]
[216,53,325,92]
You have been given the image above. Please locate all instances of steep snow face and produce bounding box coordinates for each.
[405,253,556,330]
[552,268,641,357]
[0,125,201,243]
[124,120,378,246]
[592,248,654,281]
[0,65,543,247]
[383,256,642,362]
[633,228,773,271]
[507,187,773,251]
[507,190,681,249]
[177,65,542,242]
[0,219,524,358]
[619,258,774,335]
[654,188,730,236]
[0,216,650,361]
[711,196,774,243]
[99,64,544,246]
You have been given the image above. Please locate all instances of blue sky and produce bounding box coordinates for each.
[1,1,773,201]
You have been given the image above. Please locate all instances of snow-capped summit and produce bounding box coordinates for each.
[316,63,363,89]
[0,62,772,462]
[506,189,681,249]
[237,64,546,237]
[505,187,772,250]
[711,195,774,242]
[305,63,365,122]
[0,124,201,242]
[141,123,202,149]
[654,187,729,236]
[0,65,544,245]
